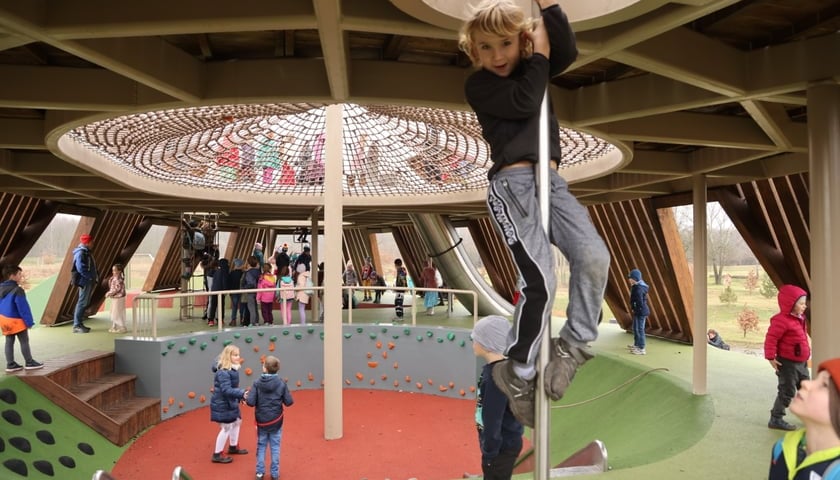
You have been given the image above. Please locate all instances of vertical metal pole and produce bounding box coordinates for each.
[535,86,552,478]
[534,0,552,472]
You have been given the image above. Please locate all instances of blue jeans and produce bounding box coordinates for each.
[255,428,282,478]
[230,293,241,321]
[73,284,93,327]
[633,315,647,349]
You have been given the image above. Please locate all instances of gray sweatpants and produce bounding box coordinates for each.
[487,167,610,368]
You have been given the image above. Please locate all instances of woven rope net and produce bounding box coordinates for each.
[68,103,615,197]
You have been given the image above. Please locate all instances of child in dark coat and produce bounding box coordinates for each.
[472,315,523,480]
[1,264,43,372]
[210,345,248,464]
[246,355,294,480]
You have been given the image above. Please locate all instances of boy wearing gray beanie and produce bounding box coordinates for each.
[472,315,523,480]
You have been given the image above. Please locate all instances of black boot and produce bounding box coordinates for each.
[228,445,249,455]
[212,452,232,463]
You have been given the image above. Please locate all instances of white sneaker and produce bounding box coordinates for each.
[631,348,646,355]
[627,344,637,351]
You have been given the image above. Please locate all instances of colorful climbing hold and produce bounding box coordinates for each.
[211,335,218,342]
[200,342,208,350]
[178,346,188,354]
[282,330,290,336]
[369,332,377,340]
[367,361,379,368]
[200,395,206,403]
[307,327,315,334]
[168,397,175,405]
[381,374,388,381]
[296,380,302,387]
[223,339,232,346]
[245,337,253,343]
[253,346,260,352]
[308,372,314,381]
[188,337,197,345]
[449,381,455,388]
[161,351,167,356]
[459,389,465,397]
[345,379,352,385]
[188,391,196,399]
[294,332,302,340]
[233,332,241,339]
[394,362,399,370]
[427,378,433,385]
[268,342,275,352]
[343,333,353,339]
[447,332,456,341]
[387,342,395,350]
[381,327,388,334]
[437,338,444,343]
[459,340,466,347]
[415,382,423,390]
[355,372,364,381]
[244,367,253,376]
[416,336,423,342]
[404,375,411,383]
[426,331,434,338]
[438,385,448,392]
[382,351,388,359]
[257,331,264,337]
[356,327,364,333]
[167,341,176,350]
[403,329,411,335]
[376,341,382,349]
[269,335,278,342]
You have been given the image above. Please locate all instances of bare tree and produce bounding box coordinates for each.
[708,203,736,285]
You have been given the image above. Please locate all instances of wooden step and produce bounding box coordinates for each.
[18,350,161,446]
[66,373,138,409]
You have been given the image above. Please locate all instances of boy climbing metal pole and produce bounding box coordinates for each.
[459,2,611,477]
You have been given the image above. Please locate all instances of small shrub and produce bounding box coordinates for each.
[759,276,777,299]
[719,285,738,305]
[737,306,760,338]
[745,268,759,296]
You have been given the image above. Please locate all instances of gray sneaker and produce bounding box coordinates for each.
[491,359,535,428]
[544,337,594,401]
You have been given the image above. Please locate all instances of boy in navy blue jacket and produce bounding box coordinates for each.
[459,0,610,427]
[473,315,523,480]
[246,355,294,480]
[1,264,43,373]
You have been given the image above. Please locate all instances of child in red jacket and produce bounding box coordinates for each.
[765,284,811,431]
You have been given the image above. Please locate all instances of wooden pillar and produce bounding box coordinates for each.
[692,175,707,395]
[808,83,840,366]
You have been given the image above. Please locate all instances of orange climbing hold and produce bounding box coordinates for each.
[366,352,373,359]
[268,342,275,352]
[253,346,260,352]
[244,367,253,376]
[470,386,476,393]
[387,342,395,350]
[367,361,379,368]
[199,395,206,403]
[345,379,351,385]
[187,391,196,399]
[393,380,400,388]
[382,351,388,359]
[178,402,184,409]
[439,385,448,392]
[162,406,169,413]
[355,372,364,381]
[168,397,175,406]
[405,375,411,383]
[376,341,382,349]
[381,374,388,381]
[370,379,376,385]
[459,389,466,396]
[296,380,302,387]
[393,361,399,369]
[449,381,455,388]
[427,378,433,385]
[415,382,423,390]
[260,354,266,363]
[308,372,315,381]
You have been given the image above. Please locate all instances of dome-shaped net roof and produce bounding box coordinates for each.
[67,103,615,197]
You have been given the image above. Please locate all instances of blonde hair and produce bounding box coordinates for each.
[458,0,535,68]
[217,345,240,370]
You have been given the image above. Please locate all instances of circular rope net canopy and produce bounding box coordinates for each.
[66,103,616,200]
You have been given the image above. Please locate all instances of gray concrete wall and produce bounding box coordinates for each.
[115,324,481,420]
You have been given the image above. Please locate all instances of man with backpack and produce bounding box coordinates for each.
[71,234,98,333]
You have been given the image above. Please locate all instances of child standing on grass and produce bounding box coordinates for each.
[459,0,610,428]
[104,264,127,334]
[769,358,840,479]
[765,284,811,431]
[210,345,248,464]
[1,264,43,373]
[257,263,277,326]
[245,355,294,480]
[472,315,523,480]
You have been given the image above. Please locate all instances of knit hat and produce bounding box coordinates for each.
[254,242,263,250]
[80,234,92,245]
[820,358,840,391]
[471,315,511,354]
[628,269,642,282]
[233,258,244,269]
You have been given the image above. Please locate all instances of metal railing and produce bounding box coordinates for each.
[131,284,478,339]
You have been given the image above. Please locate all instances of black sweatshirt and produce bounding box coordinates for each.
[465,5,578,180]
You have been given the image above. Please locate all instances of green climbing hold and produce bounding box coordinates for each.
[200,342,208,350]
[282,330,290,336]
[179,346,188,354]
[167,341,176,350]
[245,337,253,343]
[320,332,325,340]
[403,329,411,335]
[344,333,353,339]
[381,327,388,334]
[416,335,423,342]
[392,335,400,339]
[447,332,456,341]
[233,332,241,339]
[161,351,167,356]
[459,340,466,347]
[307,327,315,334]
[188,337,197,345]
[223,339,232,346]
[356,327,364,333]
[257,331,264,337]
[294,333,302,340]
[437,338,444,343]
[426,331,434,338]
[369,333,377,340]
[269,335,278,342]
[211,335,218,342]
